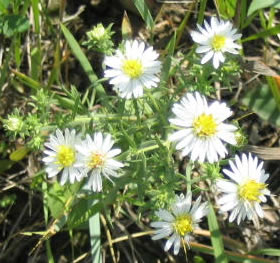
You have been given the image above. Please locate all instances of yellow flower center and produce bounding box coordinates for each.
[239,180,267,202]
[122,59,143,78]
[88,153,104,169]
[212,35,226,51]
[57,145,76,167]
[193,113,217,137]
[174,214,193,237]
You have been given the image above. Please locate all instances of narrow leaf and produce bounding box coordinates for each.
[251,248,280,257]
[241,25,280,42]
[60,24,106,97]
[191,242,276,263]
[132,0,154,30]
[207,203,228,263]
[248,0,280,16]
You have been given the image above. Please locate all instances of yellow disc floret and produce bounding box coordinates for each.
[122,59,143,78]
[88,153,104,169]
[193,113,217,137]
[211,35,226,51]
[239,180,266,202]
[57,145,76,167]
[174,214,193,237]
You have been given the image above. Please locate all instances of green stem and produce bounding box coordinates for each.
[185,161,193,193]
[135,140,170,154]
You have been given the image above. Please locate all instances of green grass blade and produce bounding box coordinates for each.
[247,0,280,16]
[42,180,55,263]
[175,1,195,47]
[197,0,208,24]
[251,248,280,257]
[207,203,228,263]
[161,32,176,84]
[12,69,42,90]
[31,0,40,34]
[241,24,280,42]
[191,242,276,263]
[60,24,106,98]
[88,199,101,263]
[132,0,154,30]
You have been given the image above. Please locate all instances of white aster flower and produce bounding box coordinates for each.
[151,192,208,255]
[216,153,270,226]
[43,129,83,185]
[104,40,161,99]
[169,92,237,163]
[75,132,124,192]
[191,17,242,69]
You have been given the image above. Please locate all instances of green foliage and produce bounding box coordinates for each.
[132,0,154,30]
[0,15,30,37]
[47,182,81,219]
[60,24,107,101]
[251,248,280,257]
[242,24,280,42]
[1,0,279,262]
[215,0,238,18]
[208,203,228,263]
[0,194,16,208]
[248,0,280,16]
[0,0,10,12]
[242,84,280,126]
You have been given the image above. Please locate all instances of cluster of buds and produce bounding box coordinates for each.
[83,23,114,55]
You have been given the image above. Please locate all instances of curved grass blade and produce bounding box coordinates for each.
[207,203,228,263]
[60,24,106,99]
[132,0,154,30]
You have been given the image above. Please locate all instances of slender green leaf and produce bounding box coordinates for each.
[88,199,101,263]
[60,24,106,98]
[248,0,280,16]
[31,0,40,34]
[12,70,42,90]
[31,47,41,81]
[191,242,276,263]
[207,203,228,263]
[132,0,154,30]
[161,33,176,84]
[42,180,55,263]
[251,248,280,257]
[241,25,280,42]
[198,0,208,24]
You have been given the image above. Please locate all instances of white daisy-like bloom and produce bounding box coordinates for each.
[104,40,161,99]
[191,17,242,69]
[216,153,270,225]
[75,132,124,192]
[169,92,237,163]
[151,192,208,255]
[42,129,83,185]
